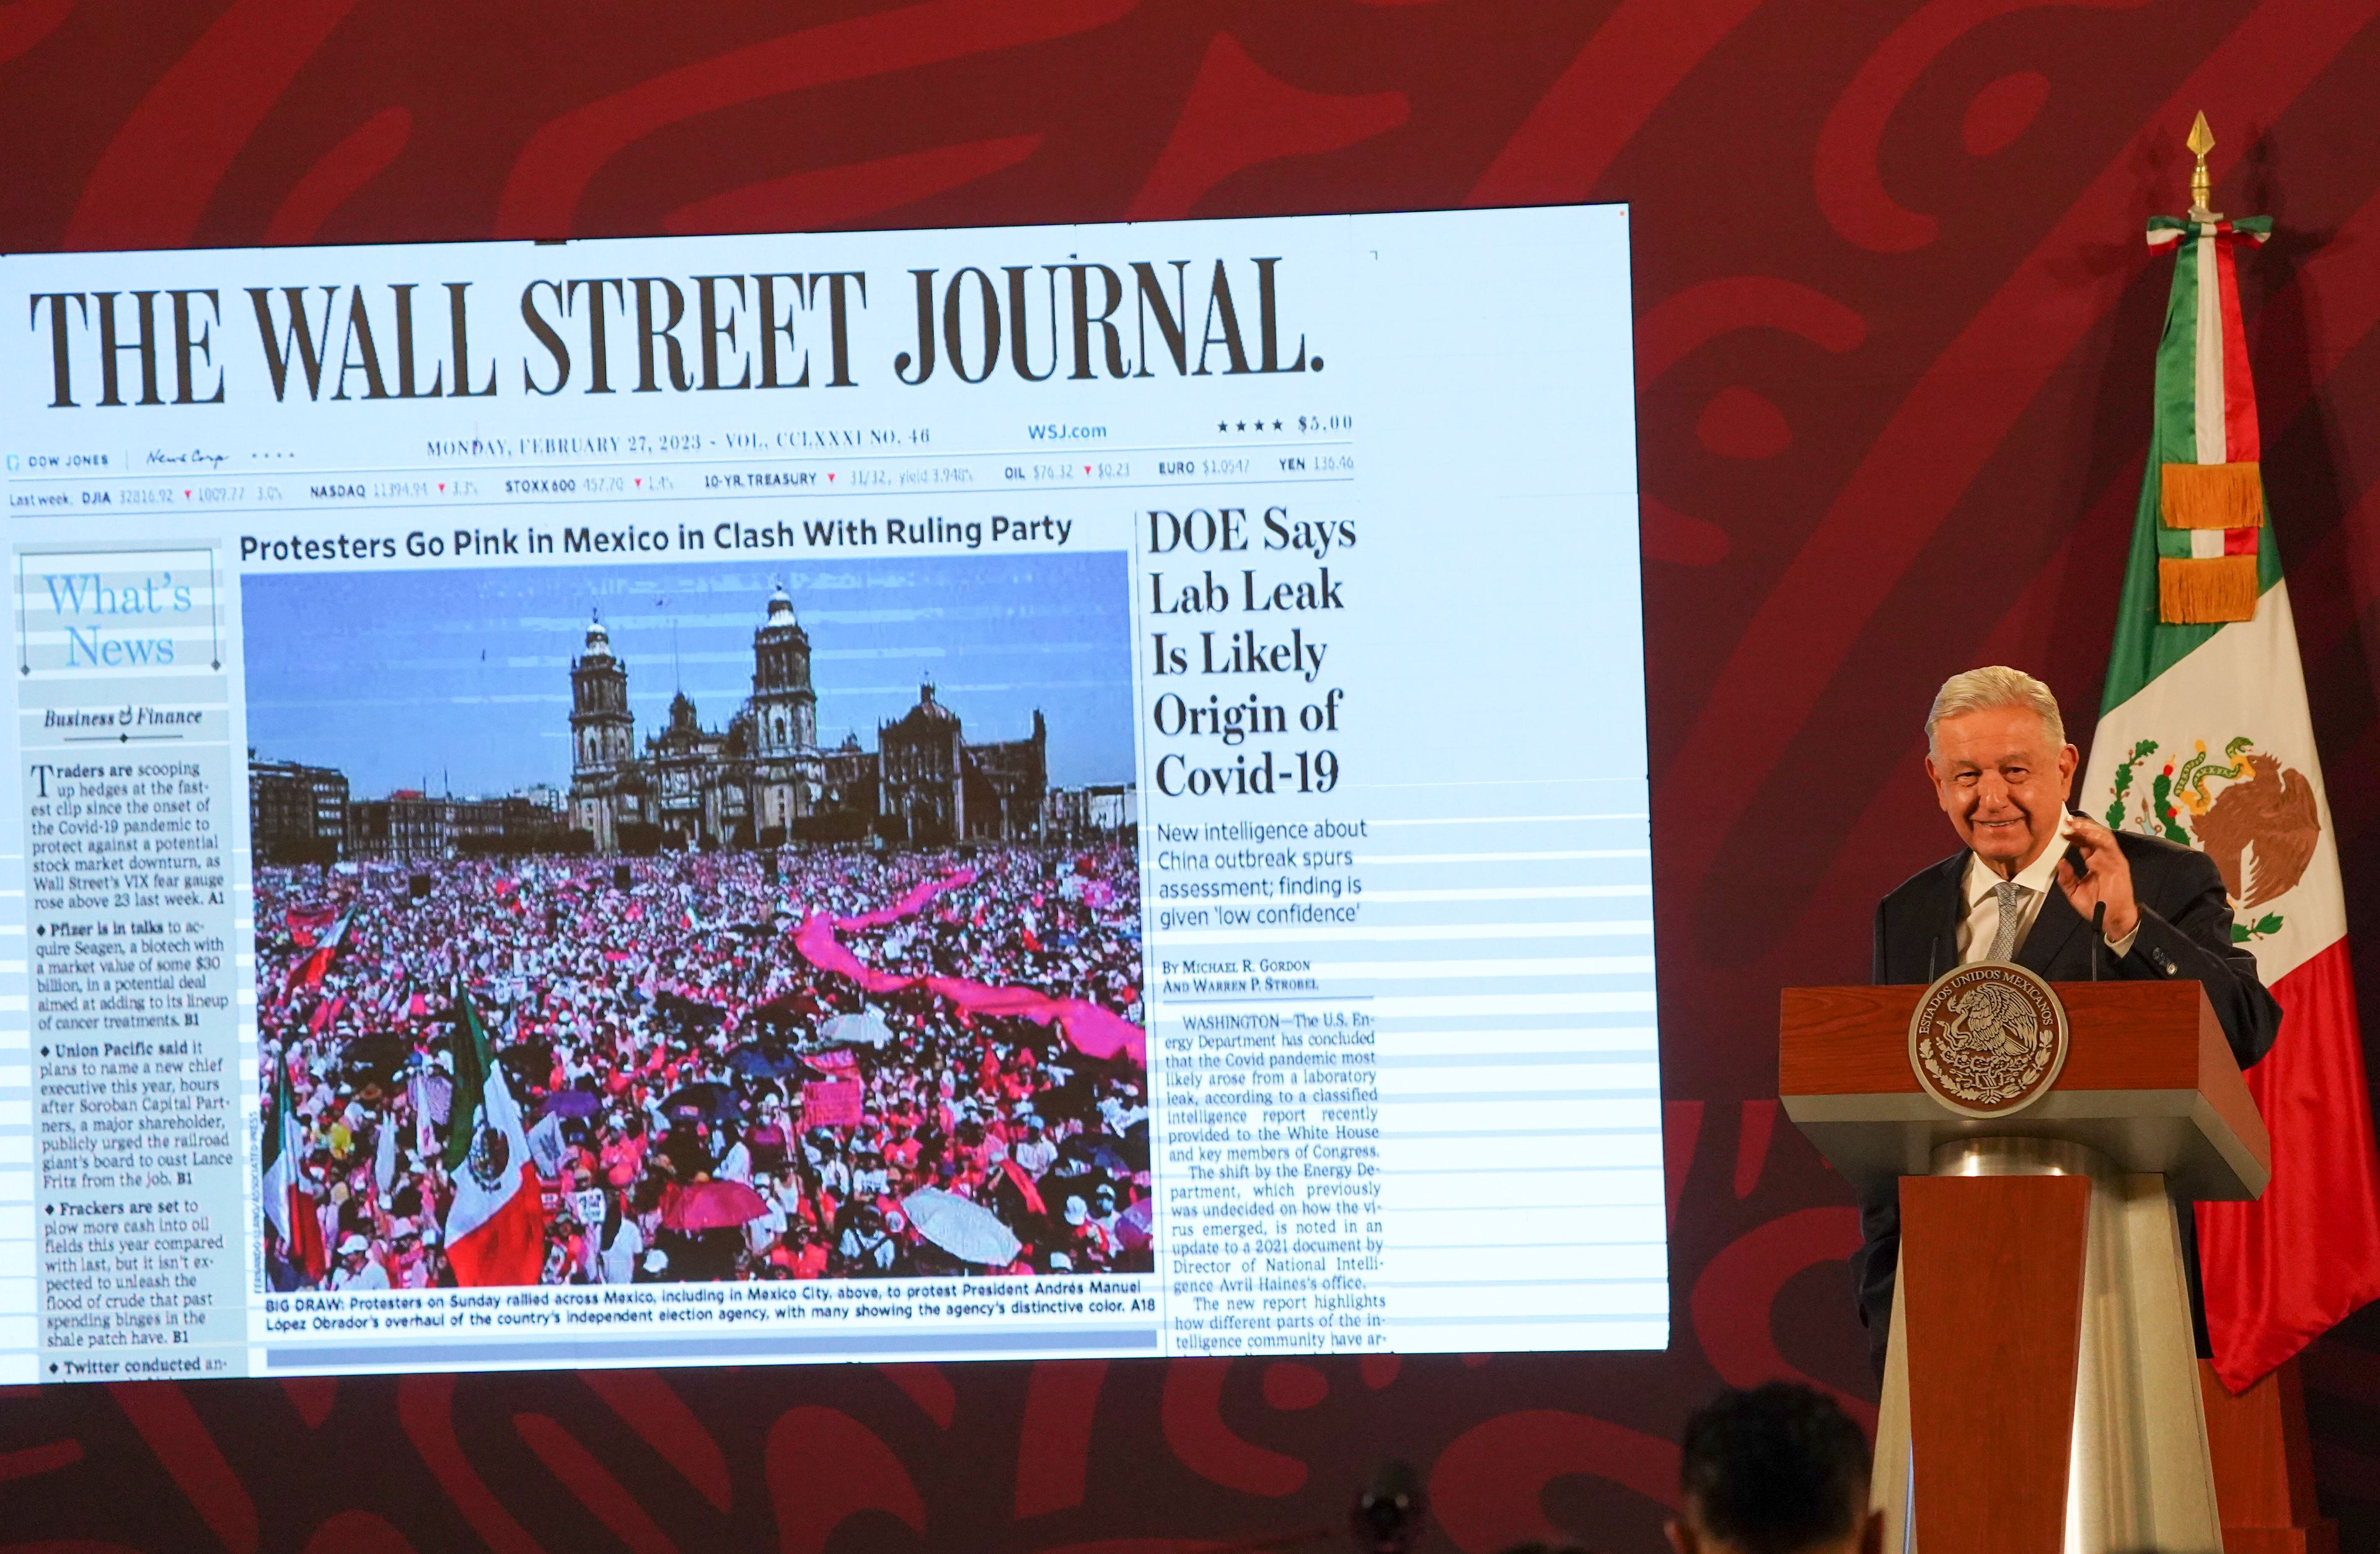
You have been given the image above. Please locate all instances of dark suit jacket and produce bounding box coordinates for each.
[1851,827,2282,1373]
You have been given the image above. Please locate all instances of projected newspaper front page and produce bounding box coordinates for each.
[0,207,1655,1384]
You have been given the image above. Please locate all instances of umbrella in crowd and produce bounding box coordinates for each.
[902,1186,1023,1265]
[495,1042,550,1096]
[745,989,819,1036]
[655,990,730,1031]
[336,1031,415,1085]
[661,1081,739,1126]
[1058,1134,1133,1177]
[725,1044,807,1082]
[537,1090,602,1122]
[1028,1050,1139,1121]
[1116,1196,1154,1252]
[819,1009,895,1049]
[660,1180,767,1232]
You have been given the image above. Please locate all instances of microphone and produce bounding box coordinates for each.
[1349,1459,1426,1553]
[1926,934,1942,981]
[2091,899,2107,982]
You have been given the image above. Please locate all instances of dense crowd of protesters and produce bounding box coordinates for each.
[254,842,1148,1289]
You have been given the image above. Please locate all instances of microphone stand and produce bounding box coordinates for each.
[2091,900,2106,981]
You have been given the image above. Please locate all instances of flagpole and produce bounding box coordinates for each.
[2177,106,2329,1554]
[2186,111,2219,224]
[2081,110,2368,1553]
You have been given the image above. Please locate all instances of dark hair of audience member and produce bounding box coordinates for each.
[1677,1383,1867,1554]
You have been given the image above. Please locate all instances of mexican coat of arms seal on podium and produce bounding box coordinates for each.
[1907,962,2071,1119]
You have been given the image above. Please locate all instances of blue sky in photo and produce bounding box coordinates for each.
[241,552,1136,800]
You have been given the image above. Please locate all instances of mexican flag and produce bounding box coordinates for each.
[260,1057,327,1282]
[439,986,547,1286]
[286,906,351,990]
[2081,209,2380,1390]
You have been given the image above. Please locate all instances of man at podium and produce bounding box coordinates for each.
[1850,666,2281,1372]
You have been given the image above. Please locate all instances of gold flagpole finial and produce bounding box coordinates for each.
[2187,111,2219,222]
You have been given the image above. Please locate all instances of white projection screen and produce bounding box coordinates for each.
[0,206,1655,1383]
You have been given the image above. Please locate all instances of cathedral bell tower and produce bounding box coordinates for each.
[750,585,817,756]
[570,614,634,772]
[747,585,821,839]
[568,613,635,852]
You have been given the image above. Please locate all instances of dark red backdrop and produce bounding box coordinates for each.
[9,2,2380,1549]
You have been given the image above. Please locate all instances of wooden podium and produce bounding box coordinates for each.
[1781,979,2270,1554]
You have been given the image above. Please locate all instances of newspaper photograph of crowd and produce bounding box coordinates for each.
[243,555,1145,1289]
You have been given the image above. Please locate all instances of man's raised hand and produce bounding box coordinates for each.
[2054,812,2140,942]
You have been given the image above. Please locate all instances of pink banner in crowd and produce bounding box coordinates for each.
[792,869,1147,1067]
[802,1080,865,1127]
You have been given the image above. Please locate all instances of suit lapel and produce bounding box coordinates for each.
[2017,875,2085,974]
[1914,853,1966,978]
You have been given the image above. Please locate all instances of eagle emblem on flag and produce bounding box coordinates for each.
[466,1118,513,1191]
[2105,735,2321,940]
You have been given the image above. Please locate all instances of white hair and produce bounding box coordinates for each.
[1926,666,2065,753]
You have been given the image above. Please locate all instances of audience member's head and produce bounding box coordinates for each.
[1666,1384,1880,1554]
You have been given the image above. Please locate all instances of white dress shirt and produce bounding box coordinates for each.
[1958,843,2140,965]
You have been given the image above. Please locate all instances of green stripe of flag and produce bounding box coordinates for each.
[263,1061,287,1175]
[443,986,493,1172]
[2100,216,2281,713]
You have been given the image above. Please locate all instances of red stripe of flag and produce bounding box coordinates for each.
[444,1165,549,1287]
[2198,938,2380,1387]
[2213,226,2260,462]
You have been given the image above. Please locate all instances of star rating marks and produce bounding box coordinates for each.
[1215,418,1288,434]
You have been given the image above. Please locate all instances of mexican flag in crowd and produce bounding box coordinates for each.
[2081,209,2380,1390]
[438,986,546,1286]
[286,906,351,991]
[260,1057,326,1281]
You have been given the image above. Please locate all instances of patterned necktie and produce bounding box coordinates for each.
[1988,879,2027,962]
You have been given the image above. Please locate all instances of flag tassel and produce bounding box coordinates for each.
[2160,461,2265,529]
[2157,555,2260,624]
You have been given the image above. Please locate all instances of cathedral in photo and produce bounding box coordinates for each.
[566,585,1047,854]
